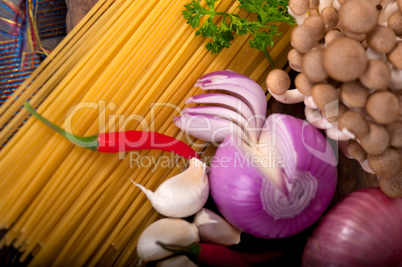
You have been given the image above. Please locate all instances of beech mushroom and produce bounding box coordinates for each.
[311,83,339,111]
[295,72,314,96]
[368,148,400,178]
[323,37,368,82]
[289,0,310,15]
[324,29,343,45]
[340,81,369,108]
[266,69,304,104]
[291,25,317,53]
[309,0,319,10]
[303,16,326,41]
[366,25,397,53]
[338,110,370,139]
[379,170,402,198]
[346,140,368,162]
[388,42,402,69]
[385,121,402,147]
[288,48,303,72]
[387,12,402,36]
[321,6,339,30]
[359,59,391,90]
[360,123,390,155]
[366,91,400,124]
[338,0,379,34]
[301,48,328,83]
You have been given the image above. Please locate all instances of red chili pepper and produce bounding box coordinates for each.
[157,242,284,267]
[24,102,200,160]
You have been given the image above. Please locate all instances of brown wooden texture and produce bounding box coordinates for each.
[65,0,99,33]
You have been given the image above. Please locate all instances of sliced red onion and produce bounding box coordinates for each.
[173,113,247,145]
[209,114,337,238]
[302,188,402,266]
[185,93,257,129]
[195,70,267,129]
[182,106,258,143]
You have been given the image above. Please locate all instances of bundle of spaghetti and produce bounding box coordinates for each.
[0,0,293,265]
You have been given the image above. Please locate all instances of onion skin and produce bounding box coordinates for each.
[302,188,402,267]
[209,114,337,239]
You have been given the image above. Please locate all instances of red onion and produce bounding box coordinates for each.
[174,70,338,239]
[302,187,402,267]
[209,114,337,238]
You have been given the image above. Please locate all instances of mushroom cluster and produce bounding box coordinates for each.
[266,0,402,198]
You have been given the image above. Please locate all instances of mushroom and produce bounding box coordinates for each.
[303,16,326,41]
[343,30,367,42]
[346,140,368,162]
[305,106,331,129]
[378,1,400,25]
[323,37,368,82]
[311,83,339,111]
[399,0,402,11]
[295,72,314,96]
[366,91,400,124]
[321,6,339,30]
[338,0,379,34]
[340,81,369,108]
[359,60,391,91]
[324,29,343,46]
[387,42,402,69]
[379,169,402,198]
[266,69,304,104]
[385,121,402,147]
[301,48,328,83]
[387,12,402,36]
[291,25,317,53]
[366,25,397,53]
[287,48,303,72]
[368,148,400,178]
[338,110,370,139]
[309,0,319,10]
[318,0,334,13]
[288,6,309,25]
[390,66,402,90]
[360,123,390,155]
[289,0,310,15]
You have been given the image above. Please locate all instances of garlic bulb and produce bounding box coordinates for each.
[137,218,199,262]
[156,255,198,267]
[133,158,209,218]
[193,208,241,246]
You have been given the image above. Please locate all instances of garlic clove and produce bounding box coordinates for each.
[137,218,200,262]
[156,255,198,267]
[193,208,241,246]
[133,158,209,218]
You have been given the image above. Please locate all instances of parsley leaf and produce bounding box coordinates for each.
[182,0,294,66]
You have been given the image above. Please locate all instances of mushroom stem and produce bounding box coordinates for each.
[268,88,305,104]
[305,106,331,129]
[326,125,354,141]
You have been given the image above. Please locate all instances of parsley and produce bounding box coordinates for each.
[182,0,294,66]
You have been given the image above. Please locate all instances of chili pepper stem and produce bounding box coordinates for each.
[24,102,98,151]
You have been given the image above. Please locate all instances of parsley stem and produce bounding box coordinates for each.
[263,49,276,67]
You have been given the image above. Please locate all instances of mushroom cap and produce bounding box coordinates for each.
[366,91,399,124]
[388,42,402,69]
[367,25,397,53]
[291,25,317,54]
[312,83,339,111]
[323,37,368,82]
[301,48,328,83]
[309,0,319,10]
[287,48,303,72]
[368,148,400,178]
[324,29,343,46]
[321,7,339,30]
[266,69,291,95]
[339,0,379,34]
[398,0,402,12]
[338,110,370,139]
[303,16,326,41]
[340,81,369,108]
[346,140,368,162]
[295,72,314,96]
[379,170,402,198]
[289,0,310,15]
[388,12,402,36]
[359,60,391,91]
[385,122,402,147]
[360,123,390,155]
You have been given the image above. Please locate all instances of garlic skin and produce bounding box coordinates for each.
[156,255,198,267]
[193,208,241,246]
[133,158,209,218]
[137,218,199,262]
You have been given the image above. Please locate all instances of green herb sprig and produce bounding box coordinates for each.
[183,0,294,66]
